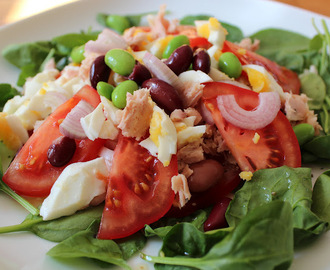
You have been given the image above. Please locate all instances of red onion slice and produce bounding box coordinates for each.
[198,101,215,125]
[59,100,94,139]
[143,52,185,92]
[217,92,281,130]
[43,92,68,112]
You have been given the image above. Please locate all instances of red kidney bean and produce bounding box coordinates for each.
[142,78,183,114]
[128,62,152,85]
[193,49,211,74]
[47,136,76,167]
[163,45,193,75]
[188,159,224,193]
[204,197,231,232]
[90,55,111,89]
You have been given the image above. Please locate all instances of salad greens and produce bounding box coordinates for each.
[1,31,99,86]
[142,201,294,270]
[0,10,330,270]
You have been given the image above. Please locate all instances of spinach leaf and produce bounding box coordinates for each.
[47,221,131,270]
[312,170,330,223]
[299,72,326,110]
[143,201,294,270]
[0,141,16,171]
[117,232,147,260]
[303,135,330,159]
[225,166,328,247]
[0,204,103,242]
[145,209,210,239]
[293,205,328,247]
[226,166,312,227]
[1,31,98,86]
[250,28,310,64]
[160,223,229,258]
[179,14,243,42]
[180,15,211,25]
[2,41,55,69]
[51,32,99,50]
[0,84,20,110]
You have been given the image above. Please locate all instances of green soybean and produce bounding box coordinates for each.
[70,45,85,64]
[218,52,242,78]
[162,35,190,59]
[112,80,139,109]
[293,123,315,146]
[105,49,135,76]
[96,82,114,100]
[106,15,131,34]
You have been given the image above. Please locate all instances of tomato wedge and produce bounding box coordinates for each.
[222,41,301,94]
[98,135,177,239]
[203,82,301,172]
[2,85,104,197]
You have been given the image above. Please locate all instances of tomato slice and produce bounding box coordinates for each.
[2,85,104,197]
[98,135,177,239]
[189,36,212,50]
[203,82,301,172]
[222,41,301,94]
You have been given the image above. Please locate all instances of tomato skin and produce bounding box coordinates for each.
[202,82,301,172]
[189,37,212,50]
[222,41,301,94]
[97,135,177,240]
[2,85,104,197]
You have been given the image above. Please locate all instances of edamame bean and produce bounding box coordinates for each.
[106,14,131,34]
[162,35,190,59]
[111,80,139,109]
[105,49,135,76]
[97,81,114,100]
[70,45,85,64]
[218,52,242,78]
[293,123,315,146]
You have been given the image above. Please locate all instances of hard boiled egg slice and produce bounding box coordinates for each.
[242,64,285,99]
[175,116,206,148]
[195,17,228,68]
[195,17,227,47]
[139,105,177,167]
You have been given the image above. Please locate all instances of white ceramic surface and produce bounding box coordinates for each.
[0,0,329,269]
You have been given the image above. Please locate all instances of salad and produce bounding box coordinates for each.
[0,2,330,270]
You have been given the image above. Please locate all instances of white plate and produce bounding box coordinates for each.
[0,0,330,269]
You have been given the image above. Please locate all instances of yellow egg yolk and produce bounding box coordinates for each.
[0,112,21,150]
[150,111,163,147]
[244,68,270,92]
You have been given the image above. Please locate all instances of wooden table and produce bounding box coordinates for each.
[0,0,329,26]
[275,0,330,17]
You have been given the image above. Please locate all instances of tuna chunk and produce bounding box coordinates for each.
[117,88,154,139]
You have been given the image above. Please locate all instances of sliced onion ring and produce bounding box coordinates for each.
[59,100,94,139]
[143,52,184,92]
[216,91,281,130]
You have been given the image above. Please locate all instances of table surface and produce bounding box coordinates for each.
[0,0,329,27]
